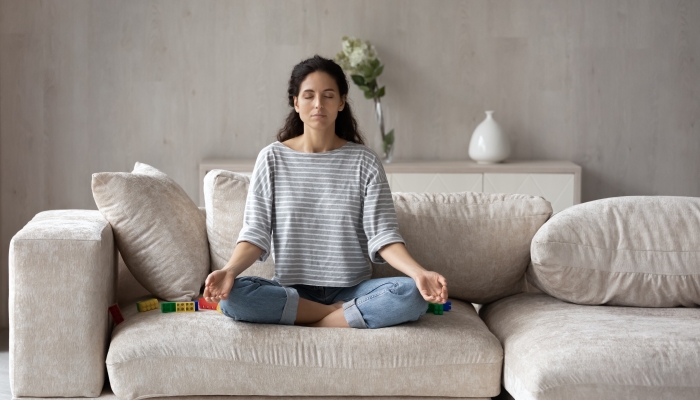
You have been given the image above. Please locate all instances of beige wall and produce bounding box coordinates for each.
[1,0,699,328]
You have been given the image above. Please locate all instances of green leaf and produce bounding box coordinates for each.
[371,58,380,69]
[351,75,366,86]
[382,129,394,155]
[385,129,395,145]
[377,86,386,97]
[374,64,384,78]
[363,90,374,99]
[358,85,371,92]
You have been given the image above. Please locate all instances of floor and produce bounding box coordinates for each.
[1,329,8,399]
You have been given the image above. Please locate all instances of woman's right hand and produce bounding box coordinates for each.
[203,269,236,303]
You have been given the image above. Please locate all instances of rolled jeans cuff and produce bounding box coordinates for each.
[342,298,368,329]
[279,287,299,325]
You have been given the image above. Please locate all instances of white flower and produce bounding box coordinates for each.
[342,39,353,55]
[349,48,366,67]
[337,36,381,76]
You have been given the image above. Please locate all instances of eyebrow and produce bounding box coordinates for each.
[302,89,336,93]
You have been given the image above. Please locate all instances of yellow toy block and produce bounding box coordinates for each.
[216,303,223,314]
[136,298,159,312]
[175,301,197,312]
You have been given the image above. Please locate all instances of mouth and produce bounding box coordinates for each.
[312,114,326,117]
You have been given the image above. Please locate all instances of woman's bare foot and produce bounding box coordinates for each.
[295,301,347,326]
[295,299,341,325]
[306,307,350,328]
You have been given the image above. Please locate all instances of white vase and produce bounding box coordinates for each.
[468,110,510,164]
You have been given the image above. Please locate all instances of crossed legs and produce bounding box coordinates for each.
[295,298,349,328]
[220,276,425,329]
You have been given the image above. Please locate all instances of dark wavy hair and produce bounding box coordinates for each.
[276,55,366,145]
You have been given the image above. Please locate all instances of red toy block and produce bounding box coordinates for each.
[108,304,124,325]
[198,297,218,310]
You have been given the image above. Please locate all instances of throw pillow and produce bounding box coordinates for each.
[92,162,209,301]
[528,196,700,307]
[202,169,275,279]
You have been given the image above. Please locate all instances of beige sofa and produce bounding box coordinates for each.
[9,169,700,400]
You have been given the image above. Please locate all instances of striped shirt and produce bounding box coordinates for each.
[236,140,405,287]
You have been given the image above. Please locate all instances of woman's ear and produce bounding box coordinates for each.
[293,96,298,112]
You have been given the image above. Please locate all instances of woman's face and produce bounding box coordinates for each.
[294,71,346,132]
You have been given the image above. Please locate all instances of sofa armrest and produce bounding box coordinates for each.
[9,210,117,397]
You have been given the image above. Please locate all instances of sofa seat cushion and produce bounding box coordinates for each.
[107,297,503,399]
[481,293,700,400]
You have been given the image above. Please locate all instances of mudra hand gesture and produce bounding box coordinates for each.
[414,270,448,304]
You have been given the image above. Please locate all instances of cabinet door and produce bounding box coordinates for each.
[483,173,574,213]
[387,173,483,193]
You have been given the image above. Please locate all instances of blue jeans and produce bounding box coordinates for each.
[218,276,429,329]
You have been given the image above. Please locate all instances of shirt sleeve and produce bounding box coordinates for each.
[236,149,274,262]
[363,178,405,264]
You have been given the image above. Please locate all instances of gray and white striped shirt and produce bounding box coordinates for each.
[236,140,405,287]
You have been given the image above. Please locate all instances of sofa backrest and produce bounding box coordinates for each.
[371,192,552,304]
[202,169,553,304]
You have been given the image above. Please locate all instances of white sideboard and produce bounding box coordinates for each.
[199,159,581,213]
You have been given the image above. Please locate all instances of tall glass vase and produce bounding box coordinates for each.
[373,97,394,163]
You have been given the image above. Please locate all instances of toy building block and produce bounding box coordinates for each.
[108,304,124,325]
[136,298,159,312]
[197,297,219,310]
[216,303,223,314]
[161,301,199,313]
[427,301,452,315]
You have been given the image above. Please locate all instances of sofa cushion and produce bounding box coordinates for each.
[106,297,502,398]
[528,196,700,307]
[481,293,700,400]
[372,192,552,304]
[203,169,275,278]
[92,162,209,301]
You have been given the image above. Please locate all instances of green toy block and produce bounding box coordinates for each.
[427,303,440,314]
[161,302,176,313]
[427,301,451,315]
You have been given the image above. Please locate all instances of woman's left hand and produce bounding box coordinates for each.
[414,270,448,304]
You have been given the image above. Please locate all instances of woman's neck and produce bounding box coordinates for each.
[286,132,347,153]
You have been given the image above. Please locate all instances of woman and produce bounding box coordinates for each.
[203,55,448,329]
